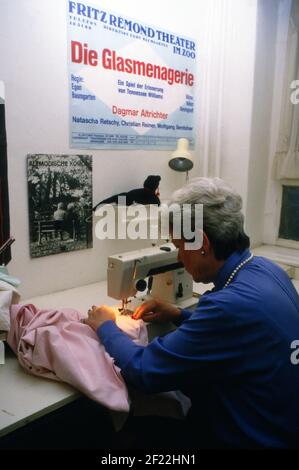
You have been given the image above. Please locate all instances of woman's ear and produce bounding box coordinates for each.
[202,231,211,254]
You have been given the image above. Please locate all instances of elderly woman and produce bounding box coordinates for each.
[84,177,299,449]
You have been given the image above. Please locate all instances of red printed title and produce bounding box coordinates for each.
[71,41,194,87]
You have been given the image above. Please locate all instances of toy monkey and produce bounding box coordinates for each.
[93,175,161,211]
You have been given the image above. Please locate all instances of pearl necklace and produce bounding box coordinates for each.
[223,253,254,288]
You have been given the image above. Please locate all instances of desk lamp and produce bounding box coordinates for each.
[168,138,193,182]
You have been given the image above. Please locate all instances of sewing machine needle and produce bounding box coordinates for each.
[121,298,128,314]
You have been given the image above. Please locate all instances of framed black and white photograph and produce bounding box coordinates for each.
[27,154,93,258]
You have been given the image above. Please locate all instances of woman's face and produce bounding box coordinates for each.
[171,236,207,282]
[171,230,223,284]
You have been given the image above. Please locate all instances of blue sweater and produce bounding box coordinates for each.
[97,249,299,448]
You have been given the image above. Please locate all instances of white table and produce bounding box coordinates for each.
[0,282,112,438]
[0,280,207,438]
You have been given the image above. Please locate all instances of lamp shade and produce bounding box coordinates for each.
[168,138,193,172]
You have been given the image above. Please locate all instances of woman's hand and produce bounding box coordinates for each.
[132,299,181,323]
[83,305,116,331]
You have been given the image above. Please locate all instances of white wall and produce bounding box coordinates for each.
[263,0,293,246]
[245,0,279,247]
[1,0,270,298]
[203,0,258,200]
[200,0,280,248]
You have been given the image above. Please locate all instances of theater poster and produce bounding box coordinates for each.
[67,1,197,149]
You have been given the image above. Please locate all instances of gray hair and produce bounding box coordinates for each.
[169,177,249,258]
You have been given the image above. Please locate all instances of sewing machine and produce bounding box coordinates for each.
[107,243,198,314]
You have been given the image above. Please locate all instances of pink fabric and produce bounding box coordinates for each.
[8,304,147,412]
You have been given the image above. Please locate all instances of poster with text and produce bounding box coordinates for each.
[28,154,93,258]
[67,0,197,149]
